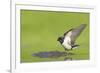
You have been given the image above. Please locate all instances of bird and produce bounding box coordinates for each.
[57,24,86,51]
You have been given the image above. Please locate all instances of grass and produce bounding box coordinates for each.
[20,10,90,63]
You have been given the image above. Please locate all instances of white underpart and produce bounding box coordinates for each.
[62,31,72,49]
[62,37,71,49]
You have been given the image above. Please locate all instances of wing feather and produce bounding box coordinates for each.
[63,29,73,37]
[63,24,86,45]
[70,24,86,42]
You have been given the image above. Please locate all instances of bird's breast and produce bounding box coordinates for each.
[62,37,72,49]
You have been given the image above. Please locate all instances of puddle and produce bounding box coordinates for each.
[32,51,74,61]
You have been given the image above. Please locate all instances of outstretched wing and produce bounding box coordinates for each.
[70,24,86,41]
[64,24,86,45]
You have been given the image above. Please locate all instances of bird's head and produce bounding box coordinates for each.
[57,37,64,44]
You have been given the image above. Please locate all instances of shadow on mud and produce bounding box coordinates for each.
[32,51,74,61]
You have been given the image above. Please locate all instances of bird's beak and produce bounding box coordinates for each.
[57,37,61,41]
[57,37,60,41]
[57,38,59,41]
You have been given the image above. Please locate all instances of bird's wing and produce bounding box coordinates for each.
[63,28,73,37]
[70,24,86,42]
[64,24,86,45]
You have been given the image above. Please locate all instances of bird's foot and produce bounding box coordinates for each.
[65,49,72,51]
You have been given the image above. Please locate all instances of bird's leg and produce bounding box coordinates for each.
[71,47,73,50]
[65,48,67,51]
[64,48,74,56]
[65,48,70,51]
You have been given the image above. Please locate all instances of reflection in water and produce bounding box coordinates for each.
[32,51,74,61]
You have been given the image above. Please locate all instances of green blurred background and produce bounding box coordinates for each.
[20,10,90,63]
